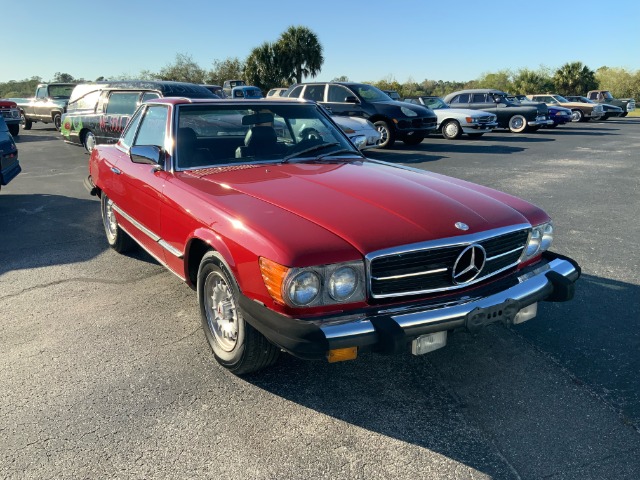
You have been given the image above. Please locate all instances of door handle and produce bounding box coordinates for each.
[111,167,121,175]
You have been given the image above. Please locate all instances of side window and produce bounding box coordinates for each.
[302,85,325,102]
[451,94,470,104]
[141,92,160,103]
[471,93,486,103]
[327,85,352,102]
[106,92,141,115]
[287,85,303,98]
[134,105,168,147]
[120,107,145,149]
[36,87,48,99]
[75,90,101,111]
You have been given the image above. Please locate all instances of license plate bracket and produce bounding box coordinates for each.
[466,299,520,332]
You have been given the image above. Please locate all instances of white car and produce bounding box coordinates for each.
[266,88,289,97]
[331,115,381,150]
[405,96,498,139]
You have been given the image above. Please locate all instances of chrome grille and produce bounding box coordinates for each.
[368,226,530,298]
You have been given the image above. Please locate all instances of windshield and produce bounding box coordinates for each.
[351,84,393,102]
[419,97,447,109]
[49,85,75,99]
[603,92,614,100]
[552,95,569,103]
[175,103,358,170]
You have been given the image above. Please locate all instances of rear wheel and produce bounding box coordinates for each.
[198,252,280,375]
[508,115,527,133]
[374,120,396,148]
[83,131,96,153]
[441,120,462,140]
[101,194,135,253]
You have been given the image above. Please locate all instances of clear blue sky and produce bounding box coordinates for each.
[3,0,639,84]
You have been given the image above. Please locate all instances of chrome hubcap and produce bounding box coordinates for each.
[511,117,524,129]
[85,134,95,152]
[103,198,117,240]
[376,125,389,143]
[444,123,458,137]
[204,272,238,352]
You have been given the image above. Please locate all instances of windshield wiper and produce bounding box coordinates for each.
[282,142,340,163]
[316,149,364,162]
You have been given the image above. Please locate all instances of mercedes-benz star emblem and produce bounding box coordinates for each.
[452,244,486,285]
[455,222,469,231]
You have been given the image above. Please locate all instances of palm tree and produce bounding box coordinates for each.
[276,26,324,84]
[244,42,287,92]
[553,62,598,96]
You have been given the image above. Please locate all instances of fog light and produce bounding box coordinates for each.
[327,347,358,363]
[513,303,538,324]
[411,331,447,355]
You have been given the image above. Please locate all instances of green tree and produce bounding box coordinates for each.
[206,57,245,86]
[474,70,513,92]
[277,26,324,84]
[512,68,554,94]
[157,53,206,83]
[331,75,349,82]
[244,42,288,92]
[52,72,76,83]
[595,66,639,99]
[553,62,597,96]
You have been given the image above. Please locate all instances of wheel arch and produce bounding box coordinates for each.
[185,230,236,288]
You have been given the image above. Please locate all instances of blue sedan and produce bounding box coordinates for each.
[0,117,21,192]
[546,105,573,128]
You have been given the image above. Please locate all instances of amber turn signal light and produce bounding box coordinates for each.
[259,257,289,304]
[327,347,358,363]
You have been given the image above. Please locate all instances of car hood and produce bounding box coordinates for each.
[372,100,437,119]
[181,161,544,255]
[0,100,17,108]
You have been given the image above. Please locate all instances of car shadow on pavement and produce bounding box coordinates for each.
[243,273,640,478]
[13,133,62,143]
[0,194,107,276]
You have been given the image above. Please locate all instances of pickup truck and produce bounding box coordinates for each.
[14,83,76,131]
[586,90,636,117]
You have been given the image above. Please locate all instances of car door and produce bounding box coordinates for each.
[112,104,170,262]
[323,85,364,117]
[33,86,50,121]
[448,93,471,109]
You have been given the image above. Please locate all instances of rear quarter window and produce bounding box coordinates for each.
[106,92,141,115]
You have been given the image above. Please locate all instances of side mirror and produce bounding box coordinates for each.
[345,96,359,104]
[130,145,163,167]
[351,135,367,150]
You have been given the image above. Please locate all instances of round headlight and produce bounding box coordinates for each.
[540,223,554,251]
[328,267,358,301]
[525,228,541,257]
[400,106,418,117]
[287,271,320,306]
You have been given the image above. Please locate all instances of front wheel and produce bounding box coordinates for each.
[620,112,628,117]
[21,113,32,130]
[198,252,280,375]
[53,113,62,131]
[508,115,527,133]
[374,120,396,148]
[441,120,462,140]
[101,194,135,253]
[599,114,609,121]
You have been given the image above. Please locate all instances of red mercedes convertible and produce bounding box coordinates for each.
[85,97,580,374]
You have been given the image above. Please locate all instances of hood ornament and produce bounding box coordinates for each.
[455,222,469,231]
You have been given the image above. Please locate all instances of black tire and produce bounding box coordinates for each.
[374,120,396,148]
[571,110,584,122]
[21,113,32,130]
[53,113,62,131]
[83,130,96,153]
[508,115,527,133]
[599,114,609,121]
[198,252,279,375]
[402,134,425,145]
[466,133,484,139]
[620,112,628,117]
[8,124,19,136]
[100,194,136,253]
[441,120,462,140]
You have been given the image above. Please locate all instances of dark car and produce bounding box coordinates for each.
[565,96,624,120]
[202,85,225,98]
[509,96,571,128]
[586,90,636,117]
[0,117,21,192]
[285,82,437,148]
[84,97,580,374]
[443,89,553,133]
[60,81,216,152]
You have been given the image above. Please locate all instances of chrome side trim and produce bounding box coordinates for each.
[112,203,184,259]
[373,267,448,281]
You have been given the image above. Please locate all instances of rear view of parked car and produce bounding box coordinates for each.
[0,117,21,192]
[231,86,263,99]
[286,82,437,148]
[0,99,21,136]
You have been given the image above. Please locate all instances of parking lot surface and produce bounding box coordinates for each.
[1,120,639,479]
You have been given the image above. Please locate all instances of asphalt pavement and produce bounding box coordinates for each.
[1,119,639,479]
